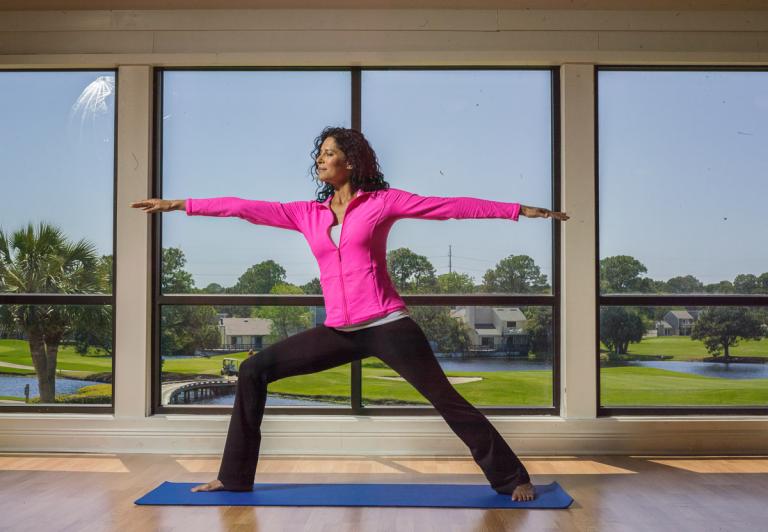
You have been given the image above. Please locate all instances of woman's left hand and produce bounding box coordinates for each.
[520,205,569,221]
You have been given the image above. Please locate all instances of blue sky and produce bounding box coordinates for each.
[0,71,114,272]
[598,70,767,286]
[1,69,765,294]
[162,69,552,291]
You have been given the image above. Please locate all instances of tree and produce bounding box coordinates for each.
[160,304,220,357]
[733,274,761,294]
[523,306,552,358]
[690,307,765,362]
[232,259,286,294]
[70,253,113,356]
[162,247,195,294]
[0,222,101,402]
[436,271,475,294]
[481,255,549,294]
[600,255,655,294]
[202,282,226,293]
[252,283,311,343]
[159,247,219,358]
[704,280,734,293]
[409,306,471,353]
[599,307,645,359]
[759,272,768,294]
[70,304,113,357]
[218,259,288,318]
[665,275,704,294]
[387,248,438,293]
[300,277,322,295]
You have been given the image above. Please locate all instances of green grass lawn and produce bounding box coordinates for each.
[357,366,552,406]
[601,335,768,361]
[600,366,768,405]
[162,352,251,376]
[0,339,112,376]
[2,338,767,407]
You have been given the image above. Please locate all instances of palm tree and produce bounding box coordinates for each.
[0,222,102,403]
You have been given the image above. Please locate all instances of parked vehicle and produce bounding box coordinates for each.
[221,358,240,376]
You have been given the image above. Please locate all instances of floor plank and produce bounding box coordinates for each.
[0,453,766,532]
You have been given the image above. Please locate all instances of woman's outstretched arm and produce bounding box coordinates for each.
[129,199,185,213]
[519,204,569,221]
[130,197,307,232]
[384,188,569,222]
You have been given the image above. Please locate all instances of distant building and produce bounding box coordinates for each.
[217,317,272,350]
[654,321,673,336]
[656,310,696,336]
[450,306,530,354]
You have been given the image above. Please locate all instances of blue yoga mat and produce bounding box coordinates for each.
[135,481,572,509]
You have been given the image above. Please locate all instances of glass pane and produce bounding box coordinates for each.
[0,304,113,406]
[160,305,350,408]
[362,70,553,295]
[598,70,768,295]
[599,305,768,407]
[361,305,554,407]
[0,71,115,295]
[161,71,350,295]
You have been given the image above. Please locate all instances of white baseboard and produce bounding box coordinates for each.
[1,415,766,455]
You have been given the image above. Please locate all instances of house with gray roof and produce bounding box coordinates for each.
[656,310,696,336]
[217,317,273,350]
[449,306,530,354]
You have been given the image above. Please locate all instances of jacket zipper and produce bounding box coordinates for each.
[338,247,349,325]
[324,192,366,326]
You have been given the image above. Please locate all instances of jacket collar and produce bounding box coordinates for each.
[321,187,371,207]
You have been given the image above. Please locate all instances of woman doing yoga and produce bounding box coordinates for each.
[130,126,569,502]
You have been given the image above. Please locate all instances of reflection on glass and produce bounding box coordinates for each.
[598,70,768,295]
[160,305,350,407]
[0,304,113,406]
[362,69,553,295]
[599,305,768,406]
[0,71,115,295]
[361,305,553,407]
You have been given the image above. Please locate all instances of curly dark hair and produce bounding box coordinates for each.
[309,126,390,203]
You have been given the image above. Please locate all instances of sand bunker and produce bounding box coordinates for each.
[368,375,482,385]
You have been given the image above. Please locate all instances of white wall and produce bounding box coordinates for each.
[1,8,766,454]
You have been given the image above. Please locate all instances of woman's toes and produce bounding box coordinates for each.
[191,479,224,492]
[510,482,535,501]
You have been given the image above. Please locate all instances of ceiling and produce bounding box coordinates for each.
[2,1,768,11]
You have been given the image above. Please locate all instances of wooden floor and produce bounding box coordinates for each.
[1,453,767,532]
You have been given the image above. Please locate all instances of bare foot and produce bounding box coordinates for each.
[191,479,225,492]
[511,482,535,502]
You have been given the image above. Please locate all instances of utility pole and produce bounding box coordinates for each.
[448,245,452,273]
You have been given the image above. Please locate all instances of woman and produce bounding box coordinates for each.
[130,126,569,502]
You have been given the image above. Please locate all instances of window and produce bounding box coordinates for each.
[156,69,351,413]
[0,70,116,412]
[360,69,559,412]
[597,68,768,415]
[155,67,560,415]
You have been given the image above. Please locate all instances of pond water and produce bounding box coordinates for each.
[0,375,105,399]
[195,394,343,407]
[435,358,552,372]
[611,360,768,380]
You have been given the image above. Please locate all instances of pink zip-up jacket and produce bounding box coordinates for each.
[186,188,521,327]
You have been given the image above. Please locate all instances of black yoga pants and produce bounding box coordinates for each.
[217,316,531,494]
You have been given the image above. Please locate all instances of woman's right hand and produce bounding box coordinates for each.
[129,199,182,213]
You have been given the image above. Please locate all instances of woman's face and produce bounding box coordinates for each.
[316,136,352,188]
